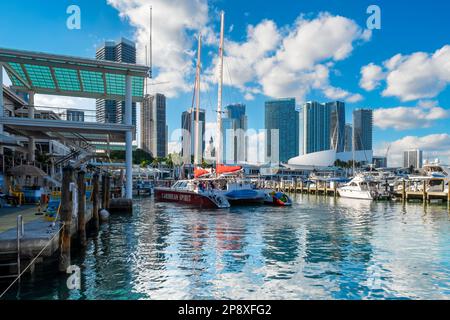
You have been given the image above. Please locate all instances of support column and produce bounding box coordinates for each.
[0,64,4,134]
[125,75,133,199]
[92,173,99,230]
[59,166,73,272]
[28,92,36,163]
[77,170,87,247]
[0,65,4,166]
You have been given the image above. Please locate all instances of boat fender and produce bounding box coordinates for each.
[99,209,110,222]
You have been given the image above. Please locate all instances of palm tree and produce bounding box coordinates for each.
[152,158,160,168]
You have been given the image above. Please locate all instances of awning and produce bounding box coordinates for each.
[0,47,149,102]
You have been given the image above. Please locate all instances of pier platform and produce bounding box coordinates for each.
[0,203,93,259]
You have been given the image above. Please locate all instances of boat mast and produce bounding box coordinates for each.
[194,34,202,166]
[216,11,225,166]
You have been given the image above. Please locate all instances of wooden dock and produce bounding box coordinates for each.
[0,167,129,279]
[257,180,339,197]
[257,179,449,203]
[394,179,450,203]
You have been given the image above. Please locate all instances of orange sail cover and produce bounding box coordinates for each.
[216,165,242,175]
[194,168,211,178]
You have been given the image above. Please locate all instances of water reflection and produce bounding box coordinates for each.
[2,195,450,300]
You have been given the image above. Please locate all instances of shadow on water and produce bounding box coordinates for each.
[2,195,450,300]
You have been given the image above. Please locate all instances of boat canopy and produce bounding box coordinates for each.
[216,165,242,176]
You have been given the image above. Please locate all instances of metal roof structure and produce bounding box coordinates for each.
[0,47,149,102]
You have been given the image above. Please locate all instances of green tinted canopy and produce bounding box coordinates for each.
[0,48,149,102]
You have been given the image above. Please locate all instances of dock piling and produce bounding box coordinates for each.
[77,170,87,247]
[92,173,100,230]
[59,166,73,272]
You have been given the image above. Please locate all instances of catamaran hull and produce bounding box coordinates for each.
[223,189,265,206]
[154,188,222,209]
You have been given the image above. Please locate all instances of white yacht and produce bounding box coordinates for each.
[337,175,380,200]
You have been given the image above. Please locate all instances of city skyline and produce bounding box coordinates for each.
[0,1,449,166]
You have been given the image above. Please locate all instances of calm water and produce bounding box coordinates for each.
[2,195,450,300]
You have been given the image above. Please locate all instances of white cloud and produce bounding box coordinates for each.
[373,100,449,130]
[323,86,363,103]
[107,0,210,98]
[375,134,450,167]
[360,63,385,91]
[2,68,12,86]
[360,45,450,101]
[206,12,369,104]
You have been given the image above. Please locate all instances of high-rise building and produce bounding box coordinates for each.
[301,101,331,155]
[141,94,167,158]
[265,98,299,163]
[95,38,137,131]
[66,109,85,122]
[403,149,423,169]
[353,109,373,151]
[181,108,206,163]
[326,101,345,153]
[373,156,388,168]
[222,104,248,164]
[344,124,353,152]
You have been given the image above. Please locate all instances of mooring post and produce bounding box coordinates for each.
[105,174,111,210]
[92,173,100,230]
[402,180,406,201]
[447,181,450,203]
[102,174,108,209]
[59,166,73,272]
[77,170,87,247]
[423,180,427,203]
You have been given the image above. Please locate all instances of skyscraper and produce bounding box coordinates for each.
[326,101,345,153]
[95,38,137,131]
[301,101,331,155]
[353,109,373,151]
[222,104,248,164]
[344,124,353,152]
[265,98,299,163]
[181,108,206,163]
[403,149,423,169]
[141,94,167,158]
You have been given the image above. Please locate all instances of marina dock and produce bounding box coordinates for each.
[257,178,450,203]
[0,168,126,282]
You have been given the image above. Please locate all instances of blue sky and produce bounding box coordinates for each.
[1,0,449,165]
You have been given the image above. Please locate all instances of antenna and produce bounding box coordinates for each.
[149,5,153,79]
[145,45,148,95]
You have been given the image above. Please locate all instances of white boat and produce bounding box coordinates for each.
[337,175,380,200]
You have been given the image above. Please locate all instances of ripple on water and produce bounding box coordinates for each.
[2,195,450,300]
